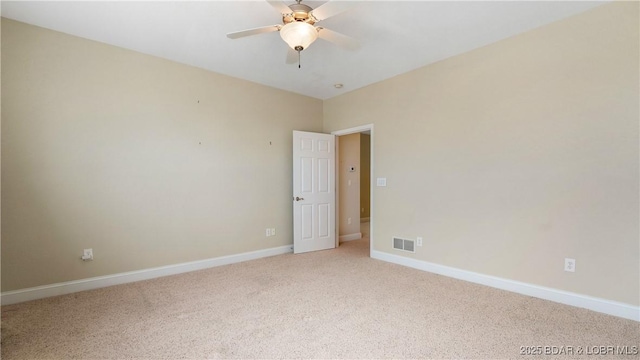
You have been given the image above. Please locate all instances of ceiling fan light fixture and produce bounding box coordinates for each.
[280,21,318,51]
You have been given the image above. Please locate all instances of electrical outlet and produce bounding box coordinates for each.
[271,228,276,236]
[266,228,271,237]
[81,248,93,261]
[416,237,423,247]
[564,258,576,272]
[347,217,352,225]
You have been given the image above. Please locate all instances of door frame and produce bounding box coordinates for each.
[331,124,374,256]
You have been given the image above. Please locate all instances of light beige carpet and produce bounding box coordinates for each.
[2,237,638,359]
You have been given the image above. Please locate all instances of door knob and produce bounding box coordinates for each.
[295,196,304,201]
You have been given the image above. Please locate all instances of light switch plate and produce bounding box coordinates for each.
[376,178,387,187]
[564,258,576,272]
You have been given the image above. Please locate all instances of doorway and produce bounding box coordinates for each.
[332,124,374,256]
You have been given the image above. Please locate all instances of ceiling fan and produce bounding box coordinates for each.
[226,0,360,67]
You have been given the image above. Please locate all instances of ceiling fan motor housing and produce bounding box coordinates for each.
[283,3,316,25]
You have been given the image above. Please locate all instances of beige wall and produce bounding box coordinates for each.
[324,2,639,305]
[360,134,371,219]
[338,133,360,236]
[2,2,639,308]
[1,19,323,291]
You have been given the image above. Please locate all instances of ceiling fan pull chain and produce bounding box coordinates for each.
[298,50,301,69]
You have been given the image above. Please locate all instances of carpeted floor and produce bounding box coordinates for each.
[1,233,638,359]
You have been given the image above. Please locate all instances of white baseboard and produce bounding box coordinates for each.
[360,217,370,223]
[371,250,639,322]
[1,245,293,306]
[339,233,362,242]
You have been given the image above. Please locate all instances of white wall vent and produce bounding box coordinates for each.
[392,237,415,253]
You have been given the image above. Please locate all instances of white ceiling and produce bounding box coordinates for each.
[1,1,606,100]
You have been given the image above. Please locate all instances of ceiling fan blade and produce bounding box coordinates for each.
[226,25,280,39]
[310,1,357,21]
[286,47,298,64]
[266,0,292,15]
[317,28,360,51]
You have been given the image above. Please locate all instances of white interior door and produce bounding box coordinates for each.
[293,131,336,254]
